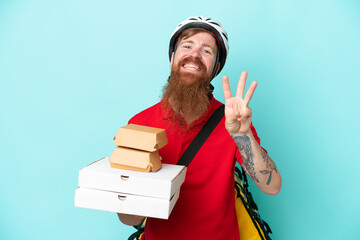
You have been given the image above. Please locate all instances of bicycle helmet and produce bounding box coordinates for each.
[169,16,229,79]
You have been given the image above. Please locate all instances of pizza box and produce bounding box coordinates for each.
[74,187,180,219]
[77,157,186,200]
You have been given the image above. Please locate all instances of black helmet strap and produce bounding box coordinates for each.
[211,51,220,80]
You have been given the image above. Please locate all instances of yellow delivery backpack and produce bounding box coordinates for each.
[235,166,272,240]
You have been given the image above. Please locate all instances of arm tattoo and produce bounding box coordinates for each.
[233,135,260,183]
[259,149,278,185]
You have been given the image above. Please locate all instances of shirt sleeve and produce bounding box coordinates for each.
[235,123,267,165]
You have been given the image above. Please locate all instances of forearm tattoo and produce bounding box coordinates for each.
[233,135,260,183]
[234,134,278,185]
[259,149,278,185]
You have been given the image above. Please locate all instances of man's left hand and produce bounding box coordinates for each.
[222,71,257,135]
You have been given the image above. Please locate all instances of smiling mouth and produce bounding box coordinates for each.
[183,63,201,71]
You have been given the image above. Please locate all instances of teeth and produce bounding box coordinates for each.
[183,64,200,71]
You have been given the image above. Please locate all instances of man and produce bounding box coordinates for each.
[118,16,282,240]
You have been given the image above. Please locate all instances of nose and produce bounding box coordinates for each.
[189,47,201,58]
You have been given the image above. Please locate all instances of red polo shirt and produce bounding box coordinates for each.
[128,95,262,240]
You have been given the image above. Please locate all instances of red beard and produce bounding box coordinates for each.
[162,56,213,129]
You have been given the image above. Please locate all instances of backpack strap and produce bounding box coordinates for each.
[128,227,144,240]
[177,104,225,166]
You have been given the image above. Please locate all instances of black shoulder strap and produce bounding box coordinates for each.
[177,104,225,166]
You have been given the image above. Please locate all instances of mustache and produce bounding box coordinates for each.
[178,56,207,72]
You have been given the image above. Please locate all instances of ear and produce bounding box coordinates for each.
[170,52,174,68]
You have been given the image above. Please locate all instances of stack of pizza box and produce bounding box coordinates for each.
[74,124,187,219]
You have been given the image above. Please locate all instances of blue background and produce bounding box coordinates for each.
[1,0,359,239]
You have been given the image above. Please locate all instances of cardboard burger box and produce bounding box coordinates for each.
[109,147,162,172]
[110,124,168,172]
[74,157,186,219]
[113,124,168,152]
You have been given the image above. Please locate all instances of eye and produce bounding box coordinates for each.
[203,49,212,55]
[183,45,191,49]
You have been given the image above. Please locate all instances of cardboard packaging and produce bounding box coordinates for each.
[109,147,162,172]
[77,157,186,199]
[74,157,187,219]
[74,188,180,219]
[113,124,168,152]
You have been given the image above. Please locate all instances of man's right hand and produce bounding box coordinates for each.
[117,213,145,226]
